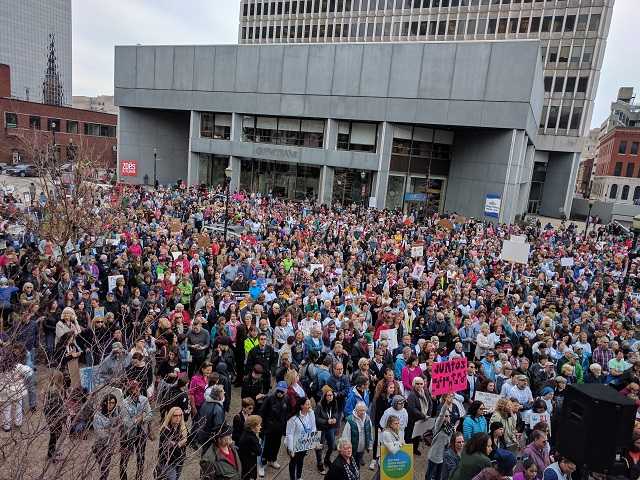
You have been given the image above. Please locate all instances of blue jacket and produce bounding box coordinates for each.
[480,358,497,383]
[462,415,487,441]
[344,387,369,418]
[303,335,324,356]
[394,357,406,380]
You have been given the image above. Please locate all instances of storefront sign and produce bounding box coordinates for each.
[484,193,501,218]
[255,146,300,160]
[430,357,468,396]
[404,192,427,202]
[381,444,414,480]
[120,160,138,177]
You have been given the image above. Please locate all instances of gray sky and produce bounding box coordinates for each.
[72,0,639,128]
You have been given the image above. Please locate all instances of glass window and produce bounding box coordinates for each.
[487,18,497,34]
[582,45,593,65]
[509,18,518,33]
[570,45,582,64]
[448,20,457,35]
[548,46,558,63]
[466,19,476,35]
[498,18,507,34]
[437,21,445,36]
[48,118,61,132]
[552,16,563,32]
[564,15,575,31]
[29,116,41,130]
[66,120,78,133]
[565,77,576,94]
[477,18,486,35]
[577,14,588,31]
[553,76,564,93]
[530,17,540,33]
[589,14,600,31]
[519,17,529,33]
[626,164,634,178]
[619,141,628,154]
[614,163,623,176]
[337,121,378,152]
[610,184,618,198]
[547,106,559,129]
[301,119,324,147]
[539,106,548,128]
[622,185,630,199]
[577,76,588,93]
[100,125,116,137]
[544,76,553,92]
[541,16,552,32]
[559,46,570,63]
[242,115,256,141]
[631,142,639,155]
[570,107,582,130]
[83,122,100,135]
[558,106,571,129]
[4,112,17,128]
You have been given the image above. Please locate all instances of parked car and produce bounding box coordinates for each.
[0,162,8,174]
[6,164,38,177]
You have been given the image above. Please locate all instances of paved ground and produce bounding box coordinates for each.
[0,367,431,480]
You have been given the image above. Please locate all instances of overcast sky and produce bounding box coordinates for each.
[72,0,639,128]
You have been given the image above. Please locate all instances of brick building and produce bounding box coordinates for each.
[1,64,117,168]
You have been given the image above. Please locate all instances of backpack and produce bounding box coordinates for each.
[300,361,319,399]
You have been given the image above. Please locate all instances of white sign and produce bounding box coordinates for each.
[293,431,322,453]
[369,197,377,208]
[475,392,500,412]
[511,235,526,243]
[108,275,124,292]
[171,251,182,261]
[411,245,424,258]
[484,194,501,219]
[527,411,550,429]
[500,240,530,265]
[380,328,398,350]
[560,257,574,267]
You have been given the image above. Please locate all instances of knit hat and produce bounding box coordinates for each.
[490,421,504,434]
[392,395,406,408]
[541,386,554,397]
[493,449,517,475]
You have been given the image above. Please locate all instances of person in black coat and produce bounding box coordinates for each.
[314,386,339,473]
[326,438,360,480]
[232,397,255,444]
[245,333,277,391]
[238,415,263,480]
[405,377,433,455]
[241,364,269,411]
[259,382,289,468]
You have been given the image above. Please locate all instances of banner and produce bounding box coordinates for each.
[381,444,414,480]
[430,357,468,396]
[475,391,500,412]
[120,160,138,177]
[293,431,322,453]
[484,193,501,219]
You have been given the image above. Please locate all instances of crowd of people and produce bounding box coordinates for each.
[1,182,640,480]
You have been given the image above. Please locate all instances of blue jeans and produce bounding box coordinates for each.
[426,460,443,480]
[315,428,336,466]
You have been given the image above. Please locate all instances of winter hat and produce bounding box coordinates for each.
[493,448,517,475]
[490,421,504,435]
[392,395,406,408]
[275,381,288,392]
[541,386,554,397]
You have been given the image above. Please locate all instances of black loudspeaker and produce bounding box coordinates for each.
[556,384,638,473]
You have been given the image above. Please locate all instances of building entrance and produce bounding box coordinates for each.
[239,157,320,200]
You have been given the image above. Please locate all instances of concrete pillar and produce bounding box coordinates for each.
[319,166,335,205]
[326,119,338,150]
[229,156,241,193]
[187,152,200,187]
[231,112,242,142]
[373,121,394,209]
[187,110,197,187]
[539,151,580,218]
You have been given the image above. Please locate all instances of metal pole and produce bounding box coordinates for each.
[584,203,593,239]
[618,230,640,310]
[224,177,230,242]
[153,151,157,187]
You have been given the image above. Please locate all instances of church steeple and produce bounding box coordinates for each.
[42,33,64,106]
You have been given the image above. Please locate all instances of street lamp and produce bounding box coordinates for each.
[584,200,594,239]
[50,122,57,162]
[153,148,158,188]
[223,164,233,242]
[618,214,640,310]
[360,170,367,208]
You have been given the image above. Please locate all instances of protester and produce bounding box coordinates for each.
[155,407,188,480]
[326,438,360,480]
[285,397,316,480]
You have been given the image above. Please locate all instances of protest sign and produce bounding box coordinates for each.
[381,444,414,480]
[560,257,574,267]
[380,328,398,350]
[475,391,500,412]
[68,358,81,388]
[500,240,530,265]
[411,418,435,438]
[197,234,210,249]
[430,357,468,396]
[293,431,322,453]
[438,219,453,230]
[108,275,124,292]
[411,245,424,258]
[171,251,182,261]
[527,411,550,429]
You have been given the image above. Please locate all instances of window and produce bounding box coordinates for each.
[498,18,507,34]
[84,122,100,135]
[582,45,593,65]
[437,21,446,35]
[29,116,40,130]
[539,106,548,128]
[634,187,640,201]
[509,18,518,33]
[530,16,540,33]
[559,46,570,63]
[570,107,582,130]
[552,16,563,33]
[619,141,628,154]
[558,106,571,129]
[553,76,564,93]
[541,16,552,32]
[243,3,248,16]
[610,184,618,199]
[614,163,623,176]
[4,112,17,128]
[466,19,476,35]
[242,27,247,39]
[544,76,553,92]
[548,46,558,63]
[564,15,575,31]
[577,76,588,93]
[477,17,486,35]
[570,45,582,64]
[519,17,529,33]
[577,14,588,31]
[201,112,232,140]
[626,164,635,178]
[487,18,497,34]
[100,125,116,137]
[631,142,639,155]
[565,77,576,94]
[241,115,324,147]
[337,121,378,152]
[589,14,600,31]
[622,185,630,200]
[47,118,61,131]
[66,120,78,133]
[448,20,457,35]
[547,106,559,129]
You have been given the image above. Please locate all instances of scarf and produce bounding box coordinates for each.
[343,457,359,480]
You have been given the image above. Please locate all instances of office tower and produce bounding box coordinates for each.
[0,0,72,105]
[238,0,615,216]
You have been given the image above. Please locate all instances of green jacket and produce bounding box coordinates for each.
[450,452,492,480]
[200,446,242,480]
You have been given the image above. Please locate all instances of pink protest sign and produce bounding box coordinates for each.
[430,357,468,396]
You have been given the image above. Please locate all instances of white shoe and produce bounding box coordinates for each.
[269,461,281,469]
[258,465,265,477]
[369,460,377,470]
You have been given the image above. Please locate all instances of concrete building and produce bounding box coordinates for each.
[237,0,615,217]
[72,95,118,115]
[590,88,640,205]
[575,127,599,196]
[114,40,548,224]
[0,0,72,105]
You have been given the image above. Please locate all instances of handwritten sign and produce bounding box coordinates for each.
[527,411,550,429]
[411,245,424,258]
[293,431,322,453]
[475,391,500,412]
[381,444,414,480]
[108,275,124,292]
[430,357,468,396]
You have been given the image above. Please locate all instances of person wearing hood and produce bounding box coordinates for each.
[379,395,408,441]
[259,381,289,471]
[471,448,517,480]
[315,385,339,473]
[95,342,131,387]
[196,384,226,452]
[344,375,370,418]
